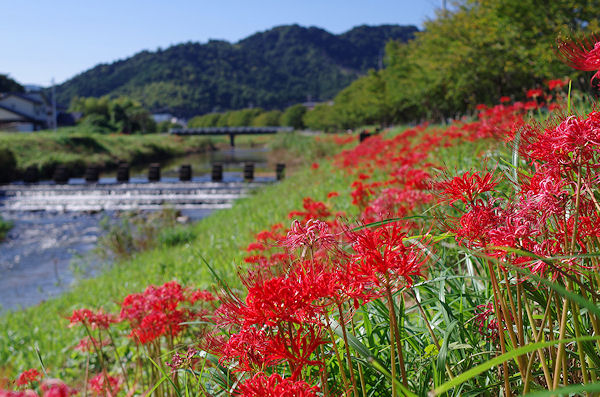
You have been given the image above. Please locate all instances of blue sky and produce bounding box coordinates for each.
[1,1,441,86]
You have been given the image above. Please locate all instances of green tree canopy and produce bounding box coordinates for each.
[280,104,307,130]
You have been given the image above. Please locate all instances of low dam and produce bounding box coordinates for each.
[0,147,280,311]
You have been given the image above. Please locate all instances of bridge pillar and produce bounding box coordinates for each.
[148,163,161,182]
[276,163,286,180]
[53,165,69,184]
[116,162,130,183]
[179,164,192,181]
[229,133,235,147]
[211,163,223,182]
[23,165,39,184]
[244,163,254,181]
[85,165,100,183]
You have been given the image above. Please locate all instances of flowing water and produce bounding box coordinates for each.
[0,147,274,312]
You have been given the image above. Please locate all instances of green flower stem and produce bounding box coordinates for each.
[324,310,351,395]
[337,302,358,397]
[522,293,553,392]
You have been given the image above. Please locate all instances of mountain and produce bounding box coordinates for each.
[55,24,418,118]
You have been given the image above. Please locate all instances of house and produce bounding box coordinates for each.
[0,92,52,132]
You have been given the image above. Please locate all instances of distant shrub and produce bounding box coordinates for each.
[0,148,16,183]
[159,226,197,247]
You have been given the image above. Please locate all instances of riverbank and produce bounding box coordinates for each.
[0,127,217,181]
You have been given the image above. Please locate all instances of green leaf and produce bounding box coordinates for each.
[147,355,182,397]
[329,318,418,397]
[525,382,600,396]
[432,335,600,395]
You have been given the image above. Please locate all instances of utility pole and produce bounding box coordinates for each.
[51,78,57,131]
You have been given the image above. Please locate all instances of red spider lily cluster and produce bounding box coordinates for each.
[119,281,207,344]
[68,309,116,330]
[213,216,431,393]
[440,110,600,280]
[15,371,41,387]
[236,373,320,397]
[36,281,216,396]
[0,380,76,397]
[558,33,600,82]
[88,373,121,397]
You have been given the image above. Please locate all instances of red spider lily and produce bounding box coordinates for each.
[39,379,77,397]
[88,373,120,397]
[311,162,319,170]
[547,78,567,90]
[288,197,332,223]
[246,242,266,252]
[452,200,502,249]
[350,224,428,288]
[350,180,375,211]
[269,325,326,379]
[557,33,600,82]
[523,112,600,167]
[500,96,511,103]
[166,347,199,371]
[438,171,500,205]
[119,281,196,344]
[186,289,216,303]
[67,309,116,330]
[219,327,283,371]
[524,101,539,111]
[282,219,337,251]
[15,370,41,386]
[235,372,320,397]
[473,303,499,341]
[220,262,336,328]
[0,390,39,397]
[361,188,432,226]
[332,135,355,145]
[74,336,110,353]
[526,88,543,99]
[519,165,569,218]
[326,191,339,199]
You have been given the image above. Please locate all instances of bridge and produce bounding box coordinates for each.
[169,126,293,146]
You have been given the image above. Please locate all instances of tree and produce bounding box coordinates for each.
[0,74,24,93]
[252,110,282,126]
[280,104,307,130]
[70,96,156,133]
[226,108,263,126]
[302,103,338,132]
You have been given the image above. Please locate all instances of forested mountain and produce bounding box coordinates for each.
[55,24,417,117]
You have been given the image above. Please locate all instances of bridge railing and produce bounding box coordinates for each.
[169,126,293,135]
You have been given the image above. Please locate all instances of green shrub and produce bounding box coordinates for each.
[0,148,16,183]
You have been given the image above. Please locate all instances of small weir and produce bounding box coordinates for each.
[0,147,284,311]
[0,181,268,212]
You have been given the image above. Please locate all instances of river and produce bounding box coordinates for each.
[0,147,274,312]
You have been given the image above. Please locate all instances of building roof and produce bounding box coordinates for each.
[0,92,45,105]
[0,103,40,123]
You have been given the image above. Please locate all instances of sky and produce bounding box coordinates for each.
[1,1,441,87]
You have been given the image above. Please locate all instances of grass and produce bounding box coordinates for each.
[0,127,216,180]
[0,131,356,378]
